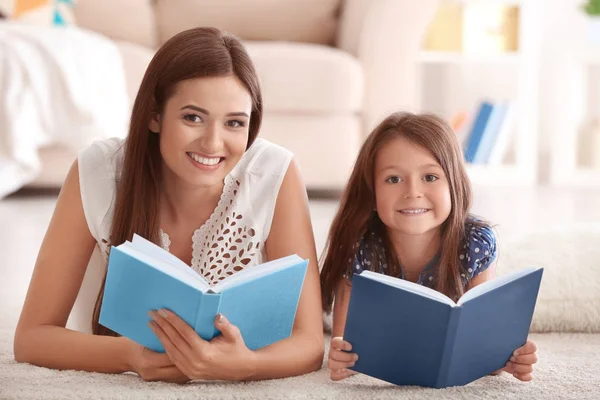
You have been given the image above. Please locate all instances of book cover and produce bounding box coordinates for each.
[99,234,308,352]
[464,102,494,163]
[473,102,509,164]
[487,103,517,165]
[344,267,543,388]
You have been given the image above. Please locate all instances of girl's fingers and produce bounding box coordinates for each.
[327,359,356,371]
[330,368,356,381]
[510,353,538,365]
[331,337,352,352]
[330,348,358,363]
[514,340,537,356]
[506,362,533,374]
[513,372,533,382]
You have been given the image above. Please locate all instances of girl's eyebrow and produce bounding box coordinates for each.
[379,163,442,172]
[420,163,443,170]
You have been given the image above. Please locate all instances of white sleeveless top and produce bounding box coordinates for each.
[67,137,293,333]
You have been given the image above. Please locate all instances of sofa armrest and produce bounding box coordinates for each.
[337,0,439,133]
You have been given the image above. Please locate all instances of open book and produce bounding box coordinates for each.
[99,234,308,352]
[343,267,543,388]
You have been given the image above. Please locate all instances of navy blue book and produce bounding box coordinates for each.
[99,234,308,352]
[344,267,543,388]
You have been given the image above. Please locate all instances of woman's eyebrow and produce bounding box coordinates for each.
[180,105,249,118]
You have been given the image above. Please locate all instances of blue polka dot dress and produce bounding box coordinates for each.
[348,220,497,290]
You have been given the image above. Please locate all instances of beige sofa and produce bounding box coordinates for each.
[33,0,438,190]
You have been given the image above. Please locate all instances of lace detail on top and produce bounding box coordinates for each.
[159,229,171,251]
[160,175,262,286]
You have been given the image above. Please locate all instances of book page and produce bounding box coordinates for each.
[360,271,456,306]
[117,244,210,292]
[458,266,540,306]
[211,254,304,293]
[130,234,205,282]
[124,235,210,292]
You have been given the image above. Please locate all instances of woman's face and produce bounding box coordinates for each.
[150,75,252,189]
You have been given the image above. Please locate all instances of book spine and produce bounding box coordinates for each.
[435,307,462,388]
[194,293,222,340]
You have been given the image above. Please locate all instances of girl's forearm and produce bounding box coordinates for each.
[244,330,324,380]
[14,325,132,373]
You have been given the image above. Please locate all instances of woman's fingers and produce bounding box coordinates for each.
[156,366,190,383]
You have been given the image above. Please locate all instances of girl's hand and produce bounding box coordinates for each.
[125,338,190,383]
[148,309,256,381]
[328,336,358,381]
[503,340,538,381]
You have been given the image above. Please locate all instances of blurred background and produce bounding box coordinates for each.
[1,0,600,328]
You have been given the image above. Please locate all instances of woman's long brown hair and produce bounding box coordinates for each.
[320,112,487,312]
[92,27,263,335]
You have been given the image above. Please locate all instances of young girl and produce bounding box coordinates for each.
[14,27,324,383]
[320,112,538,383]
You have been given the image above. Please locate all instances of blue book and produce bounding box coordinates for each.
[472,102,508,164]
[464,102,494,163]
[99,234,308,352]
[344,267,543,388]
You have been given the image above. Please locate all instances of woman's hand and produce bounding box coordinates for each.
[328,336,358,381]
[148,309,256,381]
[124,337,189,383]
[503,340,538,381]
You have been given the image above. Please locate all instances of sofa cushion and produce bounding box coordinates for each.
[73,0,156,49]
[153,0,341,47]
[114,40,153,104]
[246,42,362,114]
[259,113,361,189]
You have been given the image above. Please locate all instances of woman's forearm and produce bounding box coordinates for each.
[245,330,324,380]
[14,325,132,373]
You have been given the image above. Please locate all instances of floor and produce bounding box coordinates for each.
[2,185,600,330]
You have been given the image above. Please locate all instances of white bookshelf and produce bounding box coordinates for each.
[549,52,600,187]
[418,0,541,186]
[418,51,521,65]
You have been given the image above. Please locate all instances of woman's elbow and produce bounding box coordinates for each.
[13,330,30,363]
[309,347,325,372]
[305,333,325,373]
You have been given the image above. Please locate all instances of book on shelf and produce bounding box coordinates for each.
[462,101,516,165]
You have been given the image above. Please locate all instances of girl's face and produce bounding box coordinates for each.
[150,75,252,189]
[374,136,452,237]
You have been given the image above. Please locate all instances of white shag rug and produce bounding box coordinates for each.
[2,224,600,399]
[497,223,600,333]
[1,330,600,400]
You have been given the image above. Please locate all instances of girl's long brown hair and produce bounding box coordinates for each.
[320,112,487,312]
[92,27,263,335]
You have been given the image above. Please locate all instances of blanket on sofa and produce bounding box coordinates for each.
[0,22,129,198]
